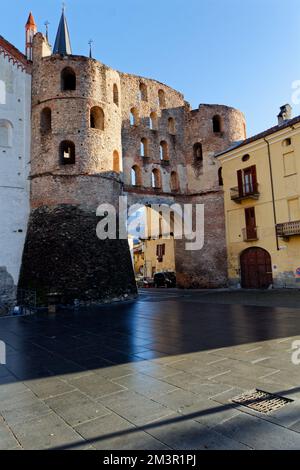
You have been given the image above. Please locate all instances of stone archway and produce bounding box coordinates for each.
[126,192,178,281]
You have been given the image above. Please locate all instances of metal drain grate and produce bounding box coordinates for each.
[232,389,293,414]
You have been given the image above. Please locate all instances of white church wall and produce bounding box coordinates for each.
[0,53,31,312]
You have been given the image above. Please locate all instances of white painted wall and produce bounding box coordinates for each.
[0,54,31,291]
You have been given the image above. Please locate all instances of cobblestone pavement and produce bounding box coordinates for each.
[0,290,300,450]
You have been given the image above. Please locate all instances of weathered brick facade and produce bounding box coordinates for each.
[18,32,246,305]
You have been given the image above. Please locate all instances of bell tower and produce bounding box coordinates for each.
[25,12,37,60]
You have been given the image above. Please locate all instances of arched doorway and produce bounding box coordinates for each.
[240,247,273,289]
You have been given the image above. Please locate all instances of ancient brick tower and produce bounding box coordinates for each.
[18,10,137,305]
[18,8,247,305]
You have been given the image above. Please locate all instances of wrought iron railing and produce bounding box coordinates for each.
[231,183,260,202]
[276,220,300,238]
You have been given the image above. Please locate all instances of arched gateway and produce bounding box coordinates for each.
[18,11,246,306]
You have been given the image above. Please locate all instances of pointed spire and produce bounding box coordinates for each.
[53,7,72,56]
[25,12,37,60]
[26,12,37,28]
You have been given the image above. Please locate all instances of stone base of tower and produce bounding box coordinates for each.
[175,192,228,289]
[18,205,137,307]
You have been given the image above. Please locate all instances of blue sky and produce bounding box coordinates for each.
[2,0,300,136]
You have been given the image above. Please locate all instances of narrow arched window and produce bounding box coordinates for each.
[171,171,179,192]
[59,141,75,165]
[0,120,13,147]
[113,150,120,173]
[90,106,104,130]
[152,169,161,189]
[40,108,52,134]
[160,141,169,161]
[140,138,149,157]
[131,165,141,186]
[113,84,119,106]
[139,83,147,102]
[158,89,166,108]
[218,167,223,186]
[193,143,203,163]
[168,117,176,135]
[213,115,222,133]
[61,67,76,91]
[150,112,158,130]
[130,107,138,126]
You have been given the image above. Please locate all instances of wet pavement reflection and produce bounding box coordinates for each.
[0,290,300,449]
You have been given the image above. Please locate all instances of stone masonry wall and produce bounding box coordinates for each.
[18,34,137,305]
[19,32,247,302]
[18,206,137,305]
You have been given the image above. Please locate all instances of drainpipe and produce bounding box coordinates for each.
[264,137,279,251]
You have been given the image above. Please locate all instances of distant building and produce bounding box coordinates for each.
[132,207,176,278]
[217,105,300,289]
[143,237,176,278]
[133,241,144,276]
[0,15,34,311]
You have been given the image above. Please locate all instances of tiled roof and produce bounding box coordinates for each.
[0,35,31,72]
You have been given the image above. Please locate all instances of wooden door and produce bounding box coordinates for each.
[240,247,273,289]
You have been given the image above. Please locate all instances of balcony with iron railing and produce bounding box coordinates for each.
[230,183,260,203]
[276,220,300,239]
[242,226,259,242]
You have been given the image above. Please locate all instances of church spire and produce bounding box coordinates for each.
[25,12,37,60]
[53,6,72,56]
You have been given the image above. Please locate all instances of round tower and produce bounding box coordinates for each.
[18,13,136,306]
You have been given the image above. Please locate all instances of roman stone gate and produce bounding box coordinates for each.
[17,21,246,306]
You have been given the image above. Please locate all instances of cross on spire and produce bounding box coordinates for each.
[89,39,93,59]
[44,21,50,41]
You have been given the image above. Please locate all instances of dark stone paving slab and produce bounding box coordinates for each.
[0,290,300,449]
[45,390,111,427]
[213,413,300,450]
[10,412,92,450]
[98,390,174,426]
[0,417,20,450]
[75,413,170,450]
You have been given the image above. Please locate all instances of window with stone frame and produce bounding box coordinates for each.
[60,140,75,165]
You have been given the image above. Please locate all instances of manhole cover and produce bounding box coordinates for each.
[232,389,293,414]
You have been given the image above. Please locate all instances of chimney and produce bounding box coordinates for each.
[278,104,292,125]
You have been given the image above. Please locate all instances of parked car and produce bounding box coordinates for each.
[154,272,176,288]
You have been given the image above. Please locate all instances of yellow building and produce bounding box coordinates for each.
[133,242,144,276]
[143,237,175,278]
[132,238,176,278]
[217,106,300,289]
[131,206,176,278]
